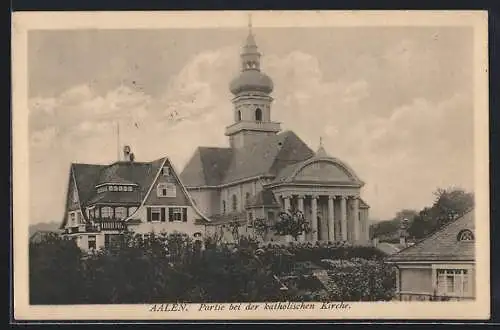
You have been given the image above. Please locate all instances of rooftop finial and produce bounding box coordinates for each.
[316,136,328,157]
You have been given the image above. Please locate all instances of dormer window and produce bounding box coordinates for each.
[457,229,474,241]
[161,166,171,176]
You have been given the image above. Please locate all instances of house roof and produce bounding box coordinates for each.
[387,209,475,262]
[72,159,165,208]
[180,130,315,187]
[180,147,233,187]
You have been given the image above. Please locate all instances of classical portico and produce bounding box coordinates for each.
[276,191,369,244]
[265,143,371,245]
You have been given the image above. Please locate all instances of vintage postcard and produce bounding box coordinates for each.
[12,10,490,321]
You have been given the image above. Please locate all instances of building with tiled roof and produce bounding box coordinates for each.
[180,18,370,245]
[386,209,476,301]
[61,152,209,251]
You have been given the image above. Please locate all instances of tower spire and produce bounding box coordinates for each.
[248,13,253,33]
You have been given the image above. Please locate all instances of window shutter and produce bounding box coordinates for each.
[168,208,173,222]
[161,208,166,222]
[147,207,152,222]
[182,208,187,222]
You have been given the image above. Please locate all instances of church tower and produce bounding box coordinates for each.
[226,16,281,149]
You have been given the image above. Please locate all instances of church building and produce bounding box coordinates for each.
[180,21,371,244]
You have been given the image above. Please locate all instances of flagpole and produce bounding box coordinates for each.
[117,121,120,161]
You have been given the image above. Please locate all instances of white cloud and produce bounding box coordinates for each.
[28,44,473,224]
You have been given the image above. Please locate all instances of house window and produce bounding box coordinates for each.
[255,108,262,121]
[157,183,176,197]
[118,186,123,191]
[457,229,474,241]
[232,194,238,212]
[237,110,242,122]
[222,200,226,214]
[248,212,253,222]
[436,269,471,297]
[88,235,96,250]
[115,207,127,220]
[161,166,171,176]
[150,207,162,222]
[168,207,187,222]
[101,206,113,219]
[128,186,133,192]
[245,192,251,206]
[95,208,100,218]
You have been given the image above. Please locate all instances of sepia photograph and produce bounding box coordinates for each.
[12,10,489,320]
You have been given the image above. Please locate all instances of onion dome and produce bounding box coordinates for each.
[229,16,274,95]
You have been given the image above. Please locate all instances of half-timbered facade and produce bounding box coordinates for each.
[60,153,209,251]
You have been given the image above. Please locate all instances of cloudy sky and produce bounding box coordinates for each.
[28,26,474,224]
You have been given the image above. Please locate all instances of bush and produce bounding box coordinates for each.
[29,233,395,304]
[321,258,396,301]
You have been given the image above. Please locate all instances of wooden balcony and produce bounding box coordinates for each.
[64,220,127,234]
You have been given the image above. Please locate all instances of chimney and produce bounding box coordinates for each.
[123,145,131,162]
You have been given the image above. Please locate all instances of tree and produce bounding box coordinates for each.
[272,210,311,241]
[253,217,270,241]
[408,187,474,239]
[228,220,242,243]
[29,233,84,304]
[432,187,474,226]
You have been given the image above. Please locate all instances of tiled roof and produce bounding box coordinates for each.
[73,159,165,207]
[387,210,475,262]
[180,131,314,187]
[72,164,107,204]
[180,147,233,187]
[247,189,280,208]
[86,190,143,205]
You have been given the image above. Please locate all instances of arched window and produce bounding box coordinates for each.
[245,192,251,206]
[237,110,242,122]
[255,108,262,121]
[457,229,474,241]
[222,200,226,214]
[232,194,238,212]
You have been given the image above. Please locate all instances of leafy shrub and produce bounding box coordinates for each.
[29,233,395,304]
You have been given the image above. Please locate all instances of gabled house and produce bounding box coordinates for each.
[60,150,210,251]
[386,209,476,301]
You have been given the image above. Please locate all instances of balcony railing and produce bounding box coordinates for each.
[225,120,281,135]
[64,220,127,234]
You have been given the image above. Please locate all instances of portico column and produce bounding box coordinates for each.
[364,211,370,243]
[328,195,335,242]
[283,194,291,212]
[311,195,319,242]
[353,196,360,242]
[340,195,347,241]
[297,195,305,241]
